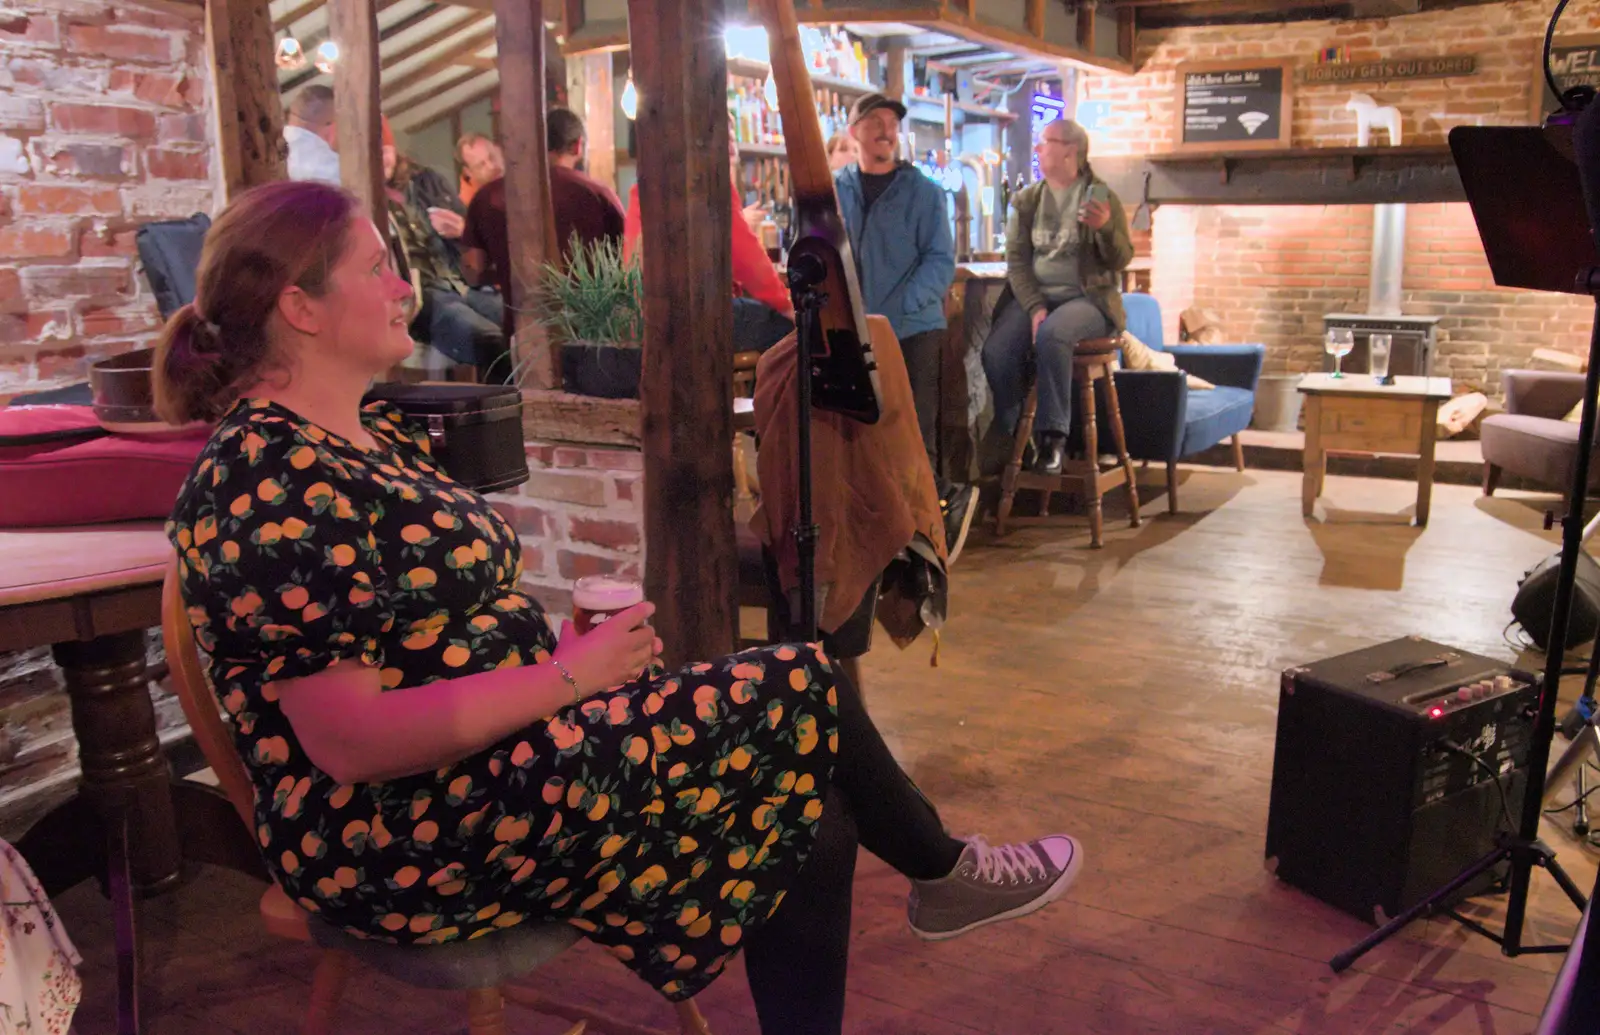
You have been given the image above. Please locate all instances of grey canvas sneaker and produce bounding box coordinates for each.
[907,834,1083,941]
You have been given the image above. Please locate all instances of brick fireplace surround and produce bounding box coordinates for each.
[1081,0,1600,395]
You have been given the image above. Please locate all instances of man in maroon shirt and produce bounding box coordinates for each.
[460,109,625,312]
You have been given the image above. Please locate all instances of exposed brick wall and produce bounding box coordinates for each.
[1086,0,1600,394]
[489,442,645,621]
[0,0,215,400]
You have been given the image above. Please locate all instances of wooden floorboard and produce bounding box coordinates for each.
[50,469,1597,1034]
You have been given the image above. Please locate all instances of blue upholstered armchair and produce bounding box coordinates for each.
[1107,293,1266,513]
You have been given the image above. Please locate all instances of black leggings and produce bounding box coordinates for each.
[742,667,963,1035]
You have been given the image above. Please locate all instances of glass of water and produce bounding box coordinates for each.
[1369,334,1392,383]
[1325,328,1354,378]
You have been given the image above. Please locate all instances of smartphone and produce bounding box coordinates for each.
[1079,183,1109,223]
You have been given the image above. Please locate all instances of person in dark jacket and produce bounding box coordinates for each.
[381,119,505,377]
[982,118,1133,476]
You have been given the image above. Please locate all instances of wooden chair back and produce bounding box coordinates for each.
[161,557,257,832]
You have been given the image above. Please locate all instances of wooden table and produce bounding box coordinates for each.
[1298,373,1454,525]
[0,524,261,1035]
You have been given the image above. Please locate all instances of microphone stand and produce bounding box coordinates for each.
[787,253,828,642]
[1330,268,1600,972]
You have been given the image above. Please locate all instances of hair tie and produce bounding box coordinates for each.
[187,303,222,353]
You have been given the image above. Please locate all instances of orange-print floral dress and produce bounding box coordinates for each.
[166,399,839,1000]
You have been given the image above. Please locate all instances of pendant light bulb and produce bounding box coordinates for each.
[276,36,306,71]
[314,39,339,75]
[620,73,638,121]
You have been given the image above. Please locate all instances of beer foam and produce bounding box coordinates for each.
[572,576,643,611]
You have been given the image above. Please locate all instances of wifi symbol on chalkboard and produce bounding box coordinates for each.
[1237,111,1271,135]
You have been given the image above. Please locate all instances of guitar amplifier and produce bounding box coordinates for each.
[1266,636,1540,924]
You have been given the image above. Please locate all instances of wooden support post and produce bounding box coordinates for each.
[1006,71,1032,185]
[329,0,385,235]
[206,0,287,197]
[1026,0,1045,39]
[629,0,736,667]
[1117,7,1136,65]
[885,38,908,100]
[496,0,559,387]
[1077,2,1096,52]
[582,52,616,192]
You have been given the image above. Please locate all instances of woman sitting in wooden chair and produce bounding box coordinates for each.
[155,180,1081,1035]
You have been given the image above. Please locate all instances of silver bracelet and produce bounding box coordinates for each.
[550,658,581,703]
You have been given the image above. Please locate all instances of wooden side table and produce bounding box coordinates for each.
[0,524,262,1035]
[1297,374,1454,526]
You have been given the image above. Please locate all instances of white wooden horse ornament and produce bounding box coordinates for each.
[1345,93,1402,147]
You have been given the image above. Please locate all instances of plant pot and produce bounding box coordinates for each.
[560,342,642,400]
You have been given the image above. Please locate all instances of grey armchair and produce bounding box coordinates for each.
[1481,369,1600,504]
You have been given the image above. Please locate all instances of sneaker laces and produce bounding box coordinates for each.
[965,835,1048,886]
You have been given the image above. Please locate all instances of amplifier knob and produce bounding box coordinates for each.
[1494,675,1514,691]
[1458,687,1474,702]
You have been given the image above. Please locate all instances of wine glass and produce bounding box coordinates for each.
[1325,328,1354,379]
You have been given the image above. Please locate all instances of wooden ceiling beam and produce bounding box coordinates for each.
[381,9,490,69]
[281,0,418,91]
[388,65,486,115]
[273,0,325,32]
[1351,0,1419,15]
[381,22,497,97]
[393,76,499,131]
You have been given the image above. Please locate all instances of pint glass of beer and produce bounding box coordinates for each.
[571,575,645,635]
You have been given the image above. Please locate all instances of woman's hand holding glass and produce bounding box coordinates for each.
[553,602,661,698]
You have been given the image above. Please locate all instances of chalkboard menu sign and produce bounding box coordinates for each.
[1532,34,1600,120]
[1174,60,1295,153]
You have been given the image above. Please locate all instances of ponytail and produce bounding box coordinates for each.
[153,302,234,425]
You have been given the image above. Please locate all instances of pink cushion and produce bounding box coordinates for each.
[0,406,208,528]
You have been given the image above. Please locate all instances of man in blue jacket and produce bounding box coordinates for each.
[837,94,975,561]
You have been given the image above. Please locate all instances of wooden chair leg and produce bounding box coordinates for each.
[303,949,353,1035]
[674,998,714,1035]
[467,988,509,1035]
[1232,433,1246,472]
[1079,373,1103,548]
[1100,374,1141,529]
[996,381,1040,536]
[1166,460,1179,515]
[1483,462,1501,497]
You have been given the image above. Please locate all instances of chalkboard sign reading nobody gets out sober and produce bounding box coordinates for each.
[1174,60,1295,152]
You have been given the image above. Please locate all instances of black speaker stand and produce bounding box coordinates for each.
[1331,272,1600,972]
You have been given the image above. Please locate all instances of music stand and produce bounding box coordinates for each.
[1329,123,1598,971]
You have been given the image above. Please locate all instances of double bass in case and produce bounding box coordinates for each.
[362,383,529,494]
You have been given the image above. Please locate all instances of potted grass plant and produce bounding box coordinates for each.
[532,234,644,400]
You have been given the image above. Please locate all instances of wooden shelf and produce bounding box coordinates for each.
[726,56,875,98]
[906,94,1016,123]
[1096,145,1462,207]
[1146,144,1454,188]
[1147,144,1452,165]
[736,141,787,157]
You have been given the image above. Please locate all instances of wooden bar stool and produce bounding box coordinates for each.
[994,336,1141,547]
